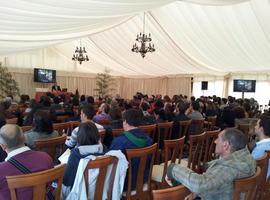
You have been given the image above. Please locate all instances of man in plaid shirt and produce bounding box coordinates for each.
[167,128,256,200]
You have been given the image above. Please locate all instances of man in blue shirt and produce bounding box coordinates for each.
[252,114,270,177]
[110,108,153,190]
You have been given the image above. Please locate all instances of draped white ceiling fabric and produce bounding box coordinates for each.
[1,0,270,77]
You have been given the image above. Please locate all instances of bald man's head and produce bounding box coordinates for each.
[0,124,25,151]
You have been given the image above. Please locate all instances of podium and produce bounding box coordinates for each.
[35,90,72,102]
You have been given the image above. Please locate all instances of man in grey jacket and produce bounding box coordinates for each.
[167,128,256,200]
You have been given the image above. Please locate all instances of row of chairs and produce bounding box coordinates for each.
[8,140,266,200]
[152,128,221,188]
[21,120,80,135]
[5,143,158,200]
[21,121,107,163]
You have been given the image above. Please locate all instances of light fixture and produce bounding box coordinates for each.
[131,12,155,58]
[72,39,89,64]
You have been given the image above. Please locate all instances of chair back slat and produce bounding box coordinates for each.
[7,164,65,200]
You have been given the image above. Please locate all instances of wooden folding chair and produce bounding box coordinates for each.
[69,121,80,132]
[84,156,118,200]
[21,125,32,133]
[233,166,261,200]
[187,132,206,173]
[178,120,192,139]
[156,122,173,163]
[123,143,157,200]
[152,137,185,188]
[112,128,124,138]
[205,116,217,131]
[7,164,65,200]
[189,119,205,135]
[55,115,69,123]
[97,118,111,125]
[139,124,157,140]
[53,121,71,136]
[34,135,66,162]
[255,153,269,200]
[203,128,221,164]
[260,150,270,200]
[152,185,191,200]
[6,118,18,124]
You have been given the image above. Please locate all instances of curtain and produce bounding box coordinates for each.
[9,69,192,100]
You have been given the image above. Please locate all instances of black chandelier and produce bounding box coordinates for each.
[72,40,89,64]
[131,12,155,58]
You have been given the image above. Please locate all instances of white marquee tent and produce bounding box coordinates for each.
[0,0,270,105]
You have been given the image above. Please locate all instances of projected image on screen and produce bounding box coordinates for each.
[34,68,56,83]
[233,80,256,92]
[38,69,52,83]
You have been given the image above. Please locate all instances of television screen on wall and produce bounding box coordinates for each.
[34,68,56,83]
[233,79,256,92]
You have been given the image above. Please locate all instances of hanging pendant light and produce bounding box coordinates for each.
[131,12,155,58]
[72,39,89,64]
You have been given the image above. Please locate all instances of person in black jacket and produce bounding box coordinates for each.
[51,82,61,91]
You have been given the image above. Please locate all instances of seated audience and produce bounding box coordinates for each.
[186,101,204,120]
[175,101,189,121]
[25,110,59,150]
[65,104,104,149]
[93,103,111,123]
[62,122,104,198]
[23,100,42,126]
[0,124,53,200]
[252,114,270,177]
[166,128,256,200]
[110,109,153,189]
[0,101,16,119]
[51,96,63,110]
[172,101,190,138]
[103,106,123,147]
[153,107,167,123]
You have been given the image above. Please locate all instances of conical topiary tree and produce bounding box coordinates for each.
[94,69,116,98]
[0,62,20,99]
